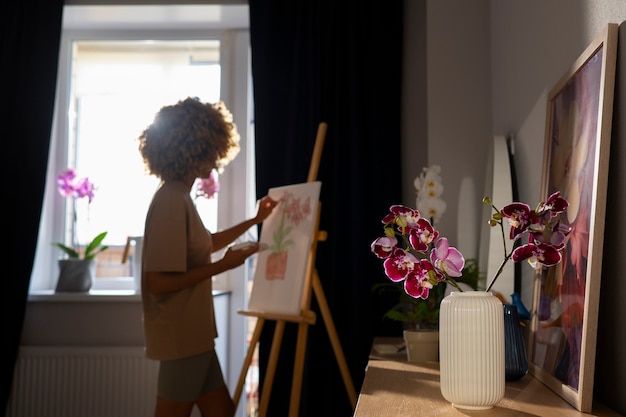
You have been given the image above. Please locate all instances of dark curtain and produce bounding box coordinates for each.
[249,1,405,415]
[1,1,64,414]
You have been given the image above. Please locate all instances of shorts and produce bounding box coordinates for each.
[157,349,226,402]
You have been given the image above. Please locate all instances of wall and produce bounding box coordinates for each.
[401,0,428,203]
[15,292,231,417]
[407,0,626,413]
[402,0,492,252]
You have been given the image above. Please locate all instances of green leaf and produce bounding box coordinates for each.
[84,231,108,259]
[52,231,108,260]
[51,243,80,258]
[385,310,410,322]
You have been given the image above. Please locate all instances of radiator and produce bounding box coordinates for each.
[7,346,160,417]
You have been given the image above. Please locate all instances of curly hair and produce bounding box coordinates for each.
[138,97,240,181]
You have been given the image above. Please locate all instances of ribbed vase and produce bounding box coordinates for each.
[439,291,505,410]
[504,304,529,381]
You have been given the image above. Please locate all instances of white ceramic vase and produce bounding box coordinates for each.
[439,291,505,410]
[403,329,439,362]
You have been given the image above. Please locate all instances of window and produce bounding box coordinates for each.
[31,5,254,292]
[69,39,221,278]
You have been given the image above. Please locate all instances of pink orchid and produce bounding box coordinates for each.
[408,218,439,252]
[511,242,562,269]
[57,168,97,203]
[483,193,570,291]
[404,260,438,299]
[196,170,220,199]
[370,236,398,259]
[500,202,533,240]
[54,168,107,259]
[382,205,421,233]
[383,247,419,282]
[430,237,465,278]
[372,205,465,301]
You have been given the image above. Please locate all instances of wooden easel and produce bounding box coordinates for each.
[233,122,357,417]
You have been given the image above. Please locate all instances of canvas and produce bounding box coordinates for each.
[248,181,322,316]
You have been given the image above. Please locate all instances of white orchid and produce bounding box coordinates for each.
[414,165,447,224]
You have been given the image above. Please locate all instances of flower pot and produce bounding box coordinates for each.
[55,259,96,292]
[403,329,439,362]
[266,251,288,280]
[439,291,505,410]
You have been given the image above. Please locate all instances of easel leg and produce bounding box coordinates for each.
[258,320,286,417]
[312,270,358,408]
[289,321,310,417]
[233,317,265,409]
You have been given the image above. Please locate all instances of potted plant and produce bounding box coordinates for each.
[53,168,108,292]
[372,165,466,362]
[373,258,480,362]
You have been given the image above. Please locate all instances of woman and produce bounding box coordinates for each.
[138,97,278,417]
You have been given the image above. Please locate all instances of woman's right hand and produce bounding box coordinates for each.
[255,196,279,223]
[221,242,260,269]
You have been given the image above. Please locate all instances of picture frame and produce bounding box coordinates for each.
[528,23,618,412]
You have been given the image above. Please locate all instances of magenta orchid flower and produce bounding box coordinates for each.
[430,237,465,278]
[381,205,439,252]
[382,205,421,232]
[483,192,570,292]
[196,170,220,199]
[528,191,571,248]
[511,242,562,269]
[408,218,439,252]
[500,202,533,240]
[54,168,107,259]
[57,168,78,197]
[530,219,571,249]
[539,191,569,214]
[372,205,465,301]
[373,190,571,315]
[404,260,438,299]
[383,247,419,282]
[57,168,97,203]
[370,236,398,259]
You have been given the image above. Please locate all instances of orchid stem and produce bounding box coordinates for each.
[485,252,512,293]
[483,201,513,293]
[447,278,463,292]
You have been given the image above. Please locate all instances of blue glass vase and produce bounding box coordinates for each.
[503,304,528,381]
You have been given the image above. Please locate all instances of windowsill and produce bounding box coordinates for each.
[29,289,142,302]
[28,277,230,302]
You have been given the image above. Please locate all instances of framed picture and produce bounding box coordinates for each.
[528,23,618,412]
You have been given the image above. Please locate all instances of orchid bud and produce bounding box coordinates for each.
[395,215,408,229]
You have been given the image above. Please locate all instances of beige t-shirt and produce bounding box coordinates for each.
[141,180,217,360]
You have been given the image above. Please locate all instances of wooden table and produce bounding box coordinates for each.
[353,338,620,417]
